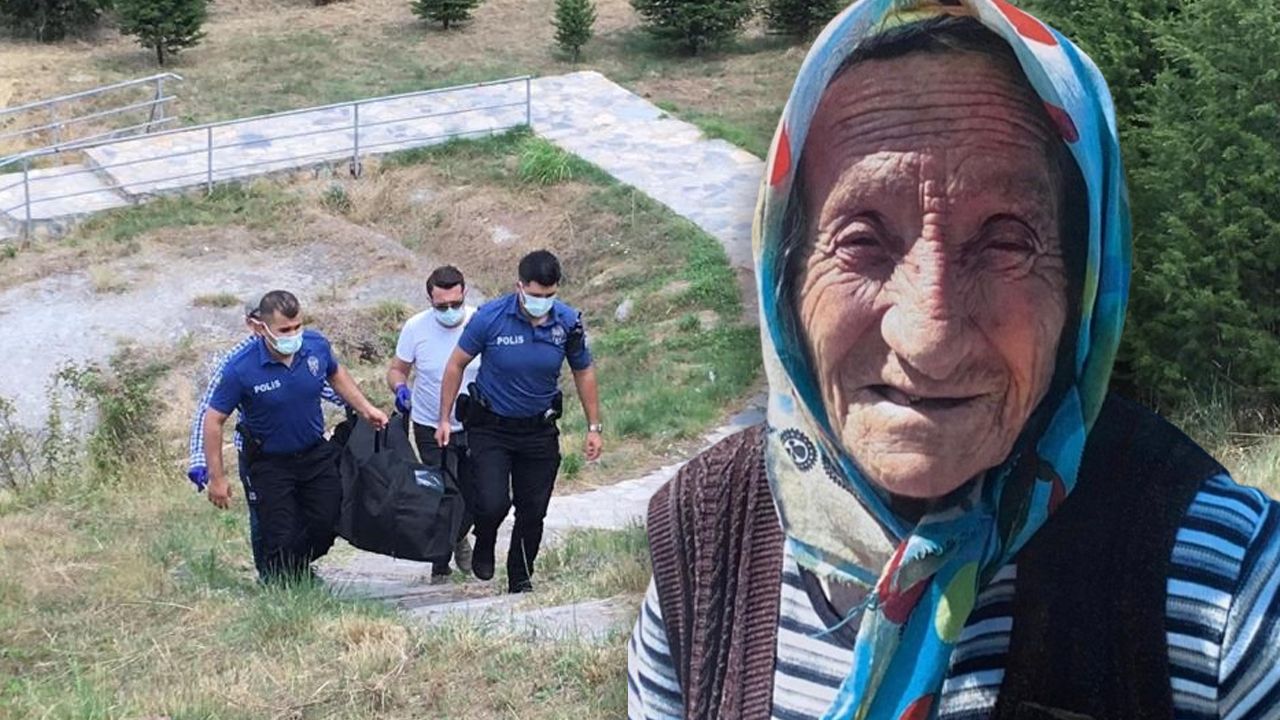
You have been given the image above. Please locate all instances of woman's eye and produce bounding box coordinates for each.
[829,224,892,276]
[980,219,1037,257]
[836,233,879,248]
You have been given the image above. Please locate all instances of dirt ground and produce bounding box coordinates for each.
[0,0,803,156]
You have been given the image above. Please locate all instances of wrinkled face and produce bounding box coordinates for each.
[796,51,1069,499]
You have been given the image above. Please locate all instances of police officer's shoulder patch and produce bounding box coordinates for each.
[308,356,321,377]
[550,324,566,346]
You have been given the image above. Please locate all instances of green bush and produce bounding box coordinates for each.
[0,0,109,41]
[410,0,481,30]
[554,0,596,61]
[629,0,753,54]
[1022,0,1280,413]
[761,0,839,37]
[114,0,207,65]
[57,352,168,485]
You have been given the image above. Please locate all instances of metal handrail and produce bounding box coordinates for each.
[0,96,178,142]
[0,76,534,238]
[0,73,182,117]
[0,73,183,163]
[0,76,531,172]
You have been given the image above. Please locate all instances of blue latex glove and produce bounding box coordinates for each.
[188,466,208,492]
[394,384,412,415]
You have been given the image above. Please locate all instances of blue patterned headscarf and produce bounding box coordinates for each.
[753,1,1130,717]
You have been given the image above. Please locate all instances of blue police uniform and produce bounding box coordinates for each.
[456,293,593,592]
[208,330,345,579]
[459,293,593,418]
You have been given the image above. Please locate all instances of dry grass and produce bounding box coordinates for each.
[0,0,799,158]
[87,264,128,293]
[0,466,630,719]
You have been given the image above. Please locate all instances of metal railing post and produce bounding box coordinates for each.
[155,77,166,124]
[351,102,361,178]
[525,77,532,128]
[21,157,32,240]
[50,104,61,147]
[206,126,214,193]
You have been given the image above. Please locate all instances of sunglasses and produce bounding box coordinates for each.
[433,301,465,311]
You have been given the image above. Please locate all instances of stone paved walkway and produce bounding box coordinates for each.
[530,72,761,272]
[2,72,762,274]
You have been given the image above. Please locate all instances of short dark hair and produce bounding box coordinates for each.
[251,290,300,321]
[426,265,465,299]
[518,250,562,286]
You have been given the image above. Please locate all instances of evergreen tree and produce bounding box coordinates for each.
[761,0,839,38]
[554,0,596,61]
[115,0,207,65]
[411,0,481,30]
[629,0,752,54]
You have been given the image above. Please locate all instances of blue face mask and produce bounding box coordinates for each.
[521,292,555,318]
[272,332,303,355]
[436,306,465,327]
[259,322,303,356]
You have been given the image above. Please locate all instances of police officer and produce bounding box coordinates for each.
[186,311,347,581]
[203,290,389,582]
[386,265,481,582]
[437,250,603,593]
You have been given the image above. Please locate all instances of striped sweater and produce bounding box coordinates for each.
[627,473,1280,719]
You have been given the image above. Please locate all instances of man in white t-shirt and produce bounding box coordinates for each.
[386,265,481,581]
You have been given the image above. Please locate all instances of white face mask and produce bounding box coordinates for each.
[520,287,556,318]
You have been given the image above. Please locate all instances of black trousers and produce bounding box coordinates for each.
[466,422,561,588]
[247,441,341,580]
[411,423,475,548]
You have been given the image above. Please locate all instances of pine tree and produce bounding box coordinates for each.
[629,0,752,54]
[761,0,839,37]
[411,0,481,30]
[115,0,207,65]
[554,0,596,61]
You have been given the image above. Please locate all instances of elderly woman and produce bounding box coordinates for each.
[627,2,1280,719]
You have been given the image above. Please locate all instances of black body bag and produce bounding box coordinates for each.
[334,412,463,563]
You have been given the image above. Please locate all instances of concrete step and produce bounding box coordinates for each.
[0,163,132,234]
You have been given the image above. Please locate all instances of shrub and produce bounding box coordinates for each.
[114,0,207,66]
[554,0,596,61]
[0,0,109,41]
[57,351,168,485]
[761,0,839,37]
[629,0,753,54]
[410,0,481,30]
[1025,0,1280,412]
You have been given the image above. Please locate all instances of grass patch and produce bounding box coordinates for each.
[520,524,651,606]
[517,137,607,185]
[87,265,127,294]
[382,130,610,188]
[381,128,531,178]
[1174,394,1280,496]
[192,292,241,308]
[76,183,298,245]
[657,100,775,158]
[0,465,629,719]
